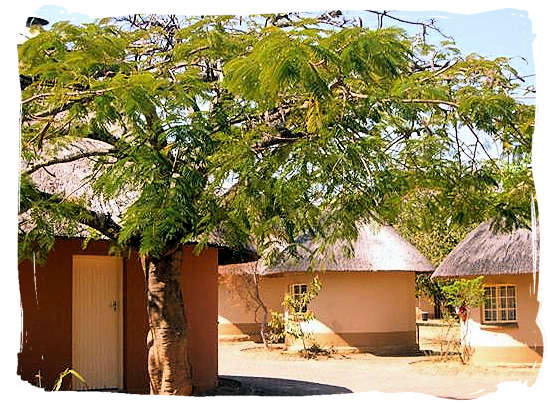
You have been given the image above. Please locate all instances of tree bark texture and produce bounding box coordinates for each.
[142,251,193,395]
[252,273,270,349]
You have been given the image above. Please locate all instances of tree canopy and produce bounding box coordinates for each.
[19,12,535,265]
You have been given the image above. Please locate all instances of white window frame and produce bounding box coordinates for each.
[291,283,308,313]
[482,284,518,324]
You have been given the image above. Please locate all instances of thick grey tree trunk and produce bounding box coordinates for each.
[142,251,193,395]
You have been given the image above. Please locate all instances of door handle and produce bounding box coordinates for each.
[110,300,118,312]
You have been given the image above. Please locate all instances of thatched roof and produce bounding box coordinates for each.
[26,139,136,223]
[20,140,256,264]
[432,220,539,278]
[219,224,434,275]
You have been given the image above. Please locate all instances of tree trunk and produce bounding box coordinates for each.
[259,308,269,349]
[251,272,270,349]
[434,296,441,319]
[142,251,193,395]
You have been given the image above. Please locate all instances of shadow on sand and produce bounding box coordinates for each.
[204,376,352,396]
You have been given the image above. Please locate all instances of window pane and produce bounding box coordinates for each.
[294,285,300,294]
[483,285,516,322]
[485,287,495,308]
[301,285,307,293]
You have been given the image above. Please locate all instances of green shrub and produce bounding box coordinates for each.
[266,311,286,343]
[440,276,485,309]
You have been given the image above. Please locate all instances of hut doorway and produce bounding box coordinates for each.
[72,255,123,390]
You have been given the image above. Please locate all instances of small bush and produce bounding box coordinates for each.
[266,277,322,356]
[301,342,336,359]
[281,276,321,353]
[440,276,486,309]
[266,311,286,343]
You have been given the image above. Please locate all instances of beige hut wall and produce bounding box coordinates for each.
[218,273,286,338]
[462,273,542,363]
[219,271,417,352]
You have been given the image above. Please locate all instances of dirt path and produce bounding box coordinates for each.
[218,342,540,399]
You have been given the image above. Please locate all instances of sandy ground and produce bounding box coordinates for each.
[217,339,540,399]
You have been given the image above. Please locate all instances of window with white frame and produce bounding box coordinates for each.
[291,283,308,313]
[483,285,517,324]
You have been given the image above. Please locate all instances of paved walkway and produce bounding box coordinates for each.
[218,342,540,399]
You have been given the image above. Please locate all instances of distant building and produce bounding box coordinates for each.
[219,224,434,354]
[432,220,542,364]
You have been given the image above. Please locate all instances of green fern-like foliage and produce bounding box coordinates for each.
[19,13,535,264]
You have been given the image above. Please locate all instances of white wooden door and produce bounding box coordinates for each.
[72,255,123,390]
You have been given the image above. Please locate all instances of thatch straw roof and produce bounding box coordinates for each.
[20,139,136,238]
[219,224,434,275]
[432,220,539,278]
[25,139,136,223]
[20,140,256,264]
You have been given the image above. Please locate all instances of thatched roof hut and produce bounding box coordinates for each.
[432,220,539,278]
[220,224,434,275]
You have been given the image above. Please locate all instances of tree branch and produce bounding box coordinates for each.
[252,135,304,151]
[21,188,121,240]
[418,59,460,83]
[21,88,114,105]
[79,208,121,241]
[22,89,115,122]
[365,10,454,40]
[24,150,115,175]
[461,117,499,169]
[334,81,459,109]
[86,130,123,147]
[385,98,459,108]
